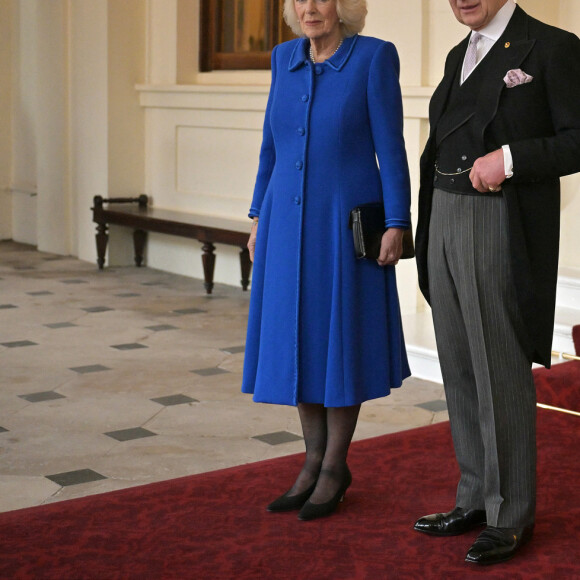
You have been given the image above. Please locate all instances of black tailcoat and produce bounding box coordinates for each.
[416,6,580,367]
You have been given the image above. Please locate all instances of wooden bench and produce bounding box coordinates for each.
[92,195,252,294]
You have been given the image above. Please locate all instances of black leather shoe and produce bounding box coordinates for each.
[266,481,316,512]
[465,525,534,565]
[414,507,487,536]
[297,467,352,521]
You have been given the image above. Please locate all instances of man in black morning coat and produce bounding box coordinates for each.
[413,0,580,566]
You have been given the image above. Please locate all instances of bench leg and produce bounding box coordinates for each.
[133,229,147,267]
[202,242,216,294]
[95,224,109,269]
[240,247,252,291]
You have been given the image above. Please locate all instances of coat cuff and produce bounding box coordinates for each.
[385,218,412,230]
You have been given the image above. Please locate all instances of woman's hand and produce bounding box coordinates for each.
[247,220,258,262]
[377,228,404,267]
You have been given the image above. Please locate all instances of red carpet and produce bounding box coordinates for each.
[535,360,580,412]
[0,367,578,579]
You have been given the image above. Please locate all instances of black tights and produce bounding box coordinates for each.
[287,403,360,504]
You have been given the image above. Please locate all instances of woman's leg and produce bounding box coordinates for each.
[308,404,361,504]
[285,402,327,496]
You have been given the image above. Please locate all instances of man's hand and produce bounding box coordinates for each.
[377,228,404,267]
[469,149,506,193]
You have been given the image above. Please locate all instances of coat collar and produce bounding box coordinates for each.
[288,34,359,72]
[429,5,534,137]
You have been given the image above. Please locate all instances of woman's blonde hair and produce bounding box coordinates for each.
[283,0,367,38]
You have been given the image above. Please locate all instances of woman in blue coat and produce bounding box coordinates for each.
[242,0,412,520]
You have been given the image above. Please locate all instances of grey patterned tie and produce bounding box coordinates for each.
[462,32,482,82]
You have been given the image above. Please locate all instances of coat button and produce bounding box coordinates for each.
[301,94,309,102]
[315,65,323,75]
[461,155,468,161]
[294,196,302,205]
[296,161,303,170]
[297,127,305,136]
[450,178,455,184]
[457,168,462,173]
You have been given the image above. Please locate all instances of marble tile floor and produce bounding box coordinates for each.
[0,241,446,513]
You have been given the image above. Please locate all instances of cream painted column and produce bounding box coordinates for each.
[5,0,72,251]
[0,0,13,239]
[69,0,146,264]
[11,0,38,245]
[106,0,146,266]
[107,1,145,198]
[35,0,71,255]
[69,0,108,260]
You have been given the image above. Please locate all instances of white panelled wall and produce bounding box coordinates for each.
[1,0,579,378]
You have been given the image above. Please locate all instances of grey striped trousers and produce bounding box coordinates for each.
[428,188,536,528]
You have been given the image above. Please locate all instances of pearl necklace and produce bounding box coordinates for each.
[309,39,344,64]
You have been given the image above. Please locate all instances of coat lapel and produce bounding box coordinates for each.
[473,6,535,132]
[428,37,469,138]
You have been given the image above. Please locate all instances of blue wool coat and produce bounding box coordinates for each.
[242,34,412,407]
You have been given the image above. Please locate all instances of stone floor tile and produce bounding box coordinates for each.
[172,307,207,315]
[220,345,245,354]
[416,399,448,413]
[81,306,115,313]
[0,476,60,513]
[1,340,38,348]
[104,427,158,442]
[110,343,148,351]
[150,394,199,406]
[252,431,304,445]
[0,432,118,477]
[145,324,178,332]
[191,367,231,377]
[18,391,67,403]
[60,279,89,284]
[45,468,108,487]
[358,404,435,429]
[69,364,112,374]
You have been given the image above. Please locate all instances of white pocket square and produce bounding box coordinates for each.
[503,69,533,88]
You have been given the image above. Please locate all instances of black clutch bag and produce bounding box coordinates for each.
[349,202,415,260]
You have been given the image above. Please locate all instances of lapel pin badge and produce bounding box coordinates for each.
[505,42,511,48]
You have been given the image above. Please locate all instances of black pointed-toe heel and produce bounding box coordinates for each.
[266,481,317,512]
[297,467,352,521]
